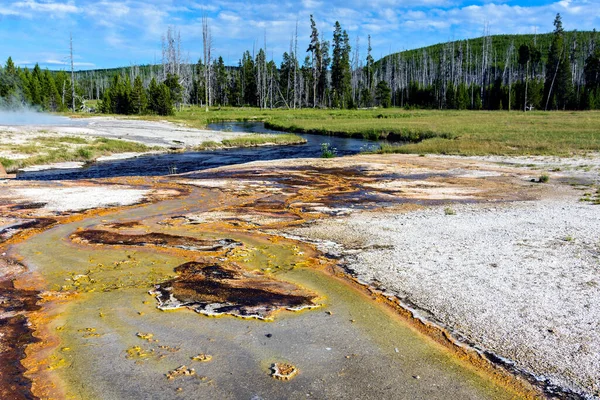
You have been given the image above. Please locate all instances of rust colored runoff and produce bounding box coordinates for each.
[151,261,320,320]
[0,278,41,400]
[71,229,242,252]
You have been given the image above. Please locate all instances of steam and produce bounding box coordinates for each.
[0,109,72,126]
[0,95,73,126]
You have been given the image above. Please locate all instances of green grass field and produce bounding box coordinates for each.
[162,107,600,156]
[66,107,600,156]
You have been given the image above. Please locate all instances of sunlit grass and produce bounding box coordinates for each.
[170,107,600,156]
[194,134,305,150]
[0,136,153,171]
[61,107,600,156]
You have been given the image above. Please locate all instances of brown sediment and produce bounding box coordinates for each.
[0,278,41,400]
[105,221,143,229]
[0,219,57,243]
[182,159,542,223]
[9,203,48,211]
[70,230,242,252]
[21,289,76,400]
[151,261,320,320]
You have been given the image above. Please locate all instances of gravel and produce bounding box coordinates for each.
[289,198,600,398]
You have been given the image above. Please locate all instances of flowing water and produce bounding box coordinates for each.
[17,122,384,181]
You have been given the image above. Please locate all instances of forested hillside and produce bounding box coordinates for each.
[1,14,599,114]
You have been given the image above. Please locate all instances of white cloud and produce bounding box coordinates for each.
[13,0,78,14]
[2,0,600,70]
[45,59,95,66]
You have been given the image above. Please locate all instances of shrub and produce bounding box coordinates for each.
[444,207,456,215]
[321,143,337,158]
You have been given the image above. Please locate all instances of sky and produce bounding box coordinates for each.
[0,0,599,70]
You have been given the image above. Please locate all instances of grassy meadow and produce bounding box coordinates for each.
[156,107,600,157]
[64,106,600,156]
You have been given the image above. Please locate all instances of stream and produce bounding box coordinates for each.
[17,122,385,181]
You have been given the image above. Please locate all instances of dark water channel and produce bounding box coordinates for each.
[17,122,386,181]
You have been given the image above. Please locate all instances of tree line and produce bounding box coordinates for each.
[0,57,81,111]
[1,13,599,113]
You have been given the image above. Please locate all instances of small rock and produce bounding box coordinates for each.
[265,333,273,338]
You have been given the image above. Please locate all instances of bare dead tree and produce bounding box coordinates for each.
[202,16,212,111]
[502,41,514,110]
[293,20,299,109]
[70,33,75,111]
[162,26,183,80]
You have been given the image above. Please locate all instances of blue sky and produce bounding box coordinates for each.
[0,0,599,70]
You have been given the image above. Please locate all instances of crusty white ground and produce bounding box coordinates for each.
[289,198,600,397]
[19,161,86,172]
[1,186,149,212]
[0,117,245,152]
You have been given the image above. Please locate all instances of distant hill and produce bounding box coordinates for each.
[377,30,598,70]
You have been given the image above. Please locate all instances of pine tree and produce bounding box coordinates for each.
[155,83,174,115]
[5,57,16,75]
[584,47,600,109]
[147,77,160,114]
[375,80,391,108]
[19,69,32,104]
[164,73,183,109]
[99,89,113,113]
[544,14,573,110]
[0,57,19,99]
[457,83,470,110]
[215,57,228,105]
[42,70,61,111]
[28,64,44,106]
[241,51,256,105]
[446,82,456,109]
[130,76,147,114]
[307,15,322,107]
[331,21,352,108]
